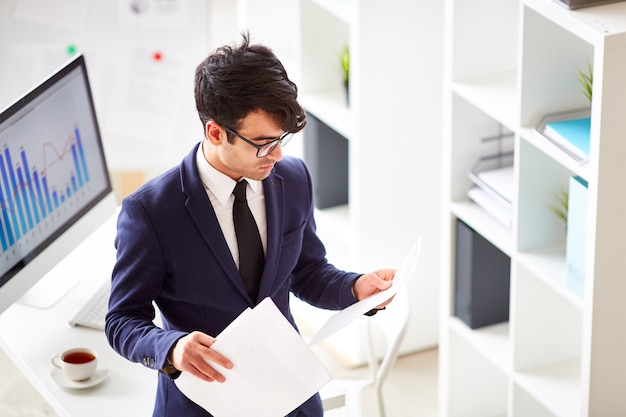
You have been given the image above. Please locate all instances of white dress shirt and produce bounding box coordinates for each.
[195,143,267,269]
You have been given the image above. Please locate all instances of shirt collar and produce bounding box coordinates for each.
[195,141,263,205]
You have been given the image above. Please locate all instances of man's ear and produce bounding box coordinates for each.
[205,121,223,145]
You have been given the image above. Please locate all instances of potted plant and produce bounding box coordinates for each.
[577,60,593,102]
[341,45,349,106]
[549,188,568,225]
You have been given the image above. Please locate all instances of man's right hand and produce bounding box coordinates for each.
[168,331,233,382]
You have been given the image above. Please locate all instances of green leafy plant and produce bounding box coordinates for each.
[577,60,593,102]
[549,189,568,224]
[341,45,349,89]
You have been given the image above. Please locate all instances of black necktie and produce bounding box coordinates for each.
[232,180,264,301]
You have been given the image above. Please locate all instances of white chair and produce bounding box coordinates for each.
[320,287,411,417]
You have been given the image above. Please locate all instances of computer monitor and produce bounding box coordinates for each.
[0,54,116,313]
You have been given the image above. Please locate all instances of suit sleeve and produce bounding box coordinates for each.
[284,158,361,309]
[105,196,187,374]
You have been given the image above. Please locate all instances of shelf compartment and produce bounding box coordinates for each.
[519,5,594,129]
[517,139,572,252]
[516,243,584,310]
[299,0,350,136]
[513,263,583,371]
[448,317,511,373]
[512,381,562,417]
[303,111,349,209]
[449,94,516,204]
[300,92,351,139]
[450,201,514,257]
[514,358,581,417]
[452,70,518,131]
[446,326,509,417]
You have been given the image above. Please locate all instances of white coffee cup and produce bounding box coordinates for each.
[51,347,98,381]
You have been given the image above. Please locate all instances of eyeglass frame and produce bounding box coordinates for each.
[222,125,294,158]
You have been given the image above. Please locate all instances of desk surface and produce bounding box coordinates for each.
[0,212,156,417]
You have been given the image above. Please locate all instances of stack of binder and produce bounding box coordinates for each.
[557,0,624,9]
[537,108,591,164]
[467,164,514,227]
[466,132,515,227]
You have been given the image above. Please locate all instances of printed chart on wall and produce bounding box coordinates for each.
[0,66,110,284]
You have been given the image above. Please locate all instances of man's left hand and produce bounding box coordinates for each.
[353,268,396,308]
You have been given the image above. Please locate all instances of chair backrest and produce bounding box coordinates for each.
[365,286,411,392]
[320,287,411,417]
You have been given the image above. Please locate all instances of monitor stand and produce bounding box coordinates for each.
[19,261,81,309]
[15,203,118,311]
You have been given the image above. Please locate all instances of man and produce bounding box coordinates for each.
[105,33,395,417]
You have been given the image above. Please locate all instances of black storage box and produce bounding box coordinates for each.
[454,219,511,329]
[557,0,624,9]
[303,111,349,209]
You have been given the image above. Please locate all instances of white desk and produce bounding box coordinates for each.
[0,212,156,417]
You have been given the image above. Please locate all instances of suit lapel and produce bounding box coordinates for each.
[180,146,250,301]
[258,172,284,300]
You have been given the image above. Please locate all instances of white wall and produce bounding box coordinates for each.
[0,0,222,173]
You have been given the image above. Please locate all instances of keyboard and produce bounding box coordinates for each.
[69,281,110,331]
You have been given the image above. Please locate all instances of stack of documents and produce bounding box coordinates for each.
[175,298,330,417]
[467,165,514,227]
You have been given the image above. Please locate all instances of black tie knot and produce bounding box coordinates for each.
[233,180,248,202]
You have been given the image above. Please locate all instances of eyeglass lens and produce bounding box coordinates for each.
[258,133,293,157]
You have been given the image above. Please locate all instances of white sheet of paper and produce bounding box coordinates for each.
[117,0,189,29]
[309,237,422,346]
[106,42,188,145]
[175,298,331,417]
[14,0,89,30]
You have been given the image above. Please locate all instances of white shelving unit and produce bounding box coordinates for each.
[290,0,446,364]
[440,0,626,416]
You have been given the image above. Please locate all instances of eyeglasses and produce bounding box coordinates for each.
[223,126,294,158]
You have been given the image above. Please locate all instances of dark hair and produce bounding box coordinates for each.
[194,32,306,139]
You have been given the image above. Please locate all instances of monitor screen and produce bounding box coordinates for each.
[0,54,116,313]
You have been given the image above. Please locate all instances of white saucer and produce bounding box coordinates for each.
[50,368,109,389]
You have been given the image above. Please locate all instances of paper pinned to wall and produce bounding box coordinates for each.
[30,43,102,87]
[31,44,80,84]
[106,42,189,145]
[14,0,89,30]
[117,0,189,29]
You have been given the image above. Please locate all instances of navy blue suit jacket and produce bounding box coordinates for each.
[105,144,360,417]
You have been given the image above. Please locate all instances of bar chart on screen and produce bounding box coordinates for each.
[0,124,96,274]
